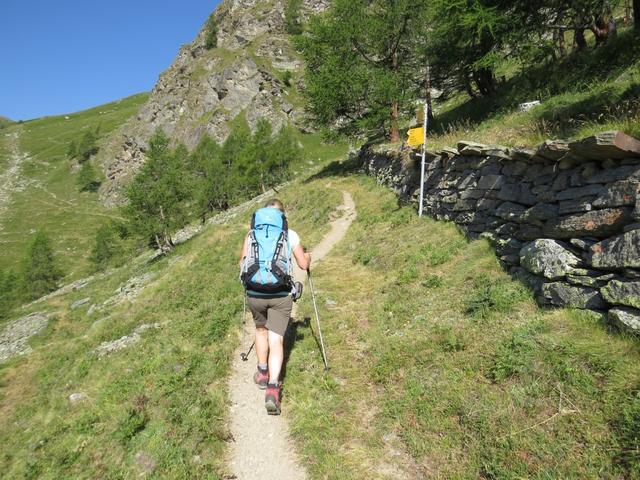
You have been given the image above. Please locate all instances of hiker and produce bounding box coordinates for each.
[239,198,311,415]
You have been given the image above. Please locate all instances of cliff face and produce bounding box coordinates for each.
[100,0,329,205]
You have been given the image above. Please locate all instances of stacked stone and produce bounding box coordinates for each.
[362,131,640,333]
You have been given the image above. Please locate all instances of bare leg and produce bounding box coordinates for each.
[267,330,284,384]
[255,326,269,366]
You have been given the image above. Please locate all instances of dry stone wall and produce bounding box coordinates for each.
[362,131,640,333]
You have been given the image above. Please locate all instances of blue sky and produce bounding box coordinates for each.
[1,1,220,120]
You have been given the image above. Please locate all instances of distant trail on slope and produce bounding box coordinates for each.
[0,129,29,229]
[227,190,357,480]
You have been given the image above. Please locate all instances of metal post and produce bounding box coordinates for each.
[418,102,429,217]
[307,270,329,371]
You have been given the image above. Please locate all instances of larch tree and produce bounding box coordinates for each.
[299,0,428,141]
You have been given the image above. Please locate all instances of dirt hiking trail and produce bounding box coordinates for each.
[227,190,357,480]
[0,129,28,228]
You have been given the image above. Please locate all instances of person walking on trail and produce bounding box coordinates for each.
[239,198,311,415]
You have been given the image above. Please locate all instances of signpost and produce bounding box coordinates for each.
[407,102,429,217]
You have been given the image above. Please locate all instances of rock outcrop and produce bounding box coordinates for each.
[99,0,329,205]
[363,131,640,333]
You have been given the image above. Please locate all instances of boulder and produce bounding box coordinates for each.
[457,140,486,155]
[601,280,640,309]
[536,139,569,161]
[511,148,536,162]
[496,202,527,221]
[520,203,559,224]
[520,239,581,279]
[70,297,90,310]
[569,131,640,161]
[478,175,506,190]
[585,164,640,184]
[592,180,639,208]
[68,392,87,404]
[481,146,511,160]
[608,307,640,333]
[558,198,594,215]
[590,229,640,269]
[541,282,607,309]
[556,184,605,201]
[543,207,633,239]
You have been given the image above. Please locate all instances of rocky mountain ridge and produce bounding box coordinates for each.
[99,0,330,205]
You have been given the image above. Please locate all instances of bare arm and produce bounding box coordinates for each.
[293,244,311,271]
[239,235,249,268]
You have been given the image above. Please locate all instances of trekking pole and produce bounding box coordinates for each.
[239,295,254,361]
[307,269,329,371]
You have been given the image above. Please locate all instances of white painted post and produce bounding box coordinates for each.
[418,102,428,217]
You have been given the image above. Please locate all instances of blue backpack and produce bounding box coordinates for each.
[241,207,292,293]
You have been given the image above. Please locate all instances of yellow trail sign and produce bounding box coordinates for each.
[407,127,424,147]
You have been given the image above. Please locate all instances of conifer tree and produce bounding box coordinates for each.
[124,130,190,251]
[22,231,63,300]
[0,270,19,319]
[90,225,123,270]
[299,0,427,141]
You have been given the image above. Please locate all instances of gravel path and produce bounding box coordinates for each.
[227,190,357,480]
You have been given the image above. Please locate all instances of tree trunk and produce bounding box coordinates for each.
[554,29,567,57]
[472,68,495,96]
[425,65,435,125]
[591,13,615,45]
[624,0,632,24]
[635,0,640,28]
[389,49,400,143]
[574,28,587,51]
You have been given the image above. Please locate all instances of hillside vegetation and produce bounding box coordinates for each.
[1,162,638,478]
[0,177,341,478]
[0,94,148,279]
[286,170,640,479]
[297,1,640,148]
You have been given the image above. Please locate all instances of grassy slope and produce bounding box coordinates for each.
[426,28,640,150]
[285,171,640,479]
[1,153,638,477]
[0,178,342,479]
[0,94,148,279]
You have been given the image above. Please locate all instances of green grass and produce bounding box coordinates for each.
[284,172,640,479]
[427,28,640,150]
[0,116,14,129]
[0,172,343,479]
[0,94,148,280]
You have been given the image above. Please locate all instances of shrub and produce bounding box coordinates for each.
[66,140,77,159]
[284,0,303,35]
[421,274,443,288]
[204,14,218,49]
[282,70,293,87]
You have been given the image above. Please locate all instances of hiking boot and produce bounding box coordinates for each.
[253,368,269,389]
[265,383,281,415]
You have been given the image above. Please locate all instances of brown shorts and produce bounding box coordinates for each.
[247,295,293,337]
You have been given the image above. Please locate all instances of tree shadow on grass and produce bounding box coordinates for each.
[304,153,363,183]
[432,29,640,137]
